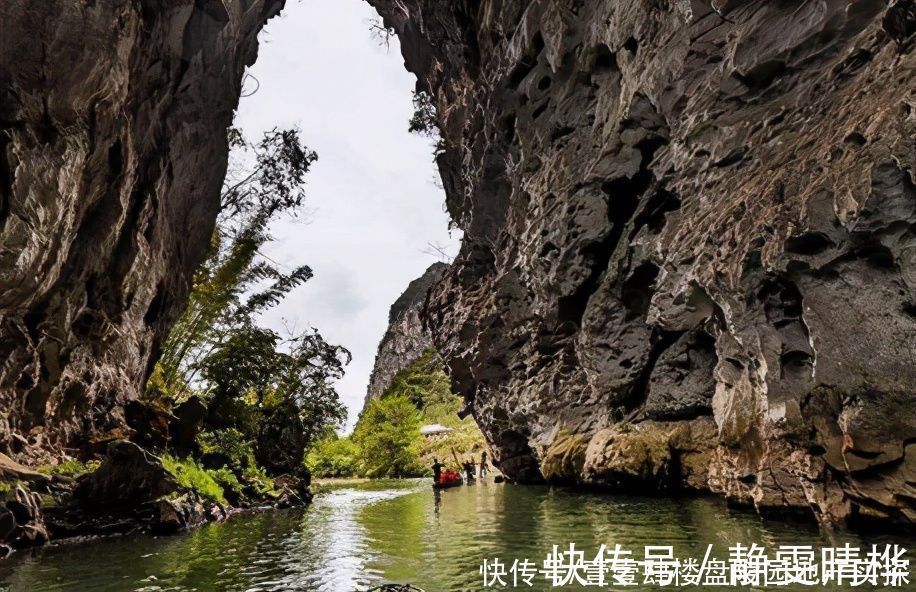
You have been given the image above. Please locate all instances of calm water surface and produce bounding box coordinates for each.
[0,479,913,591]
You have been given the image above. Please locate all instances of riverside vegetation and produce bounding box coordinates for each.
[0,122,484,555]
[0,127,351,553]
[307,349,487,479]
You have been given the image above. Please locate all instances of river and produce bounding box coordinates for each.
[0,479,913,591]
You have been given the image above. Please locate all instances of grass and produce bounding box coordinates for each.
[161,454,227,505]
[36,459,100,478]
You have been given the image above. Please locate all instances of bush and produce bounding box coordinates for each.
[161,454,227,505]
[242,464,277,497]
[198,428,256,470]
[209,467,243,498]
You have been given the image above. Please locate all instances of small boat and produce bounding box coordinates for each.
[433,470,463,489]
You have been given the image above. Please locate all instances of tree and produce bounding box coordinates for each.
[146,126,349,478]
[352,394,424,478]
[201,322,348,473]
[305,431,360,478]
[149,128,322,401]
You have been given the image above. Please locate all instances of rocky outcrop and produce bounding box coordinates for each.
[365,263,448,402]
[371,0,916,526]
[0,0,283,461]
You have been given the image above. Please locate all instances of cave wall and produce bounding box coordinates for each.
[369,0,916,524]
[0,0,913,527]
[0,0,283,460]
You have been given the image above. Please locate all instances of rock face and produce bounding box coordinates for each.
[0,0,283,460]
[1,0,913,530]
[365,263,448,403]
[370,0,916,525]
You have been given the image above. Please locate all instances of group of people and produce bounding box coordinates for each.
[431,451,489,483]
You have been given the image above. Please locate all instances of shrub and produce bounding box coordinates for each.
[198,428,256,470]
[161,454,227,505]
[242,464,278,498]
[209,467,243,497]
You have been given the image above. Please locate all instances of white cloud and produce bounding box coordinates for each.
[235,0,460,430]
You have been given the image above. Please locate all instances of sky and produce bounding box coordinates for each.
[234,0,461,431]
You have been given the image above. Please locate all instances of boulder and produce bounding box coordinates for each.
[73,440,177,511]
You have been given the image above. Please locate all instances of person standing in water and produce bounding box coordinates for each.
[432,458,443,482]
[479,451,489,477]
[463,460,476,482]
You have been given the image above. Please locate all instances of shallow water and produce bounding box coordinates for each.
[0,480,913,591]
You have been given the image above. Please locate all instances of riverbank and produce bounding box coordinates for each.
[0,440,311,559]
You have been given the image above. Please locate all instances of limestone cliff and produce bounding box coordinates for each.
[1,0,914,530]
[365,263,448,403]
[370,0,916,526]
[0,0,283,460]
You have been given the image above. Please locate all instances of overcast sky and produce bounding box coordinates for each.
[234,0,460,431]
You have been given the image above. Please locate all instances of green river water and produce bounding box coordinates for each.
[0,479,913,591]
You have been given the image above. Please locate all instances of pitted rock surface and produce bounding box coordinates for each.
[0,0,283,460]
[369,0,916,525]
[0,0,913,528]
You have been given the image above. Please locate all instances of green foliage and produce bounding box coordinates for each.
[390,349,487,471]
[306,349,488,479]
[161,454,227,505]
[36,459,100,478]
[182,433,279,500]
[242,464,277,497]
[352,394,425,478]
[144,126,349,488]
[202,323,348,445]
[0,481,11,495]
[209,467,243,497]
[305,433,360,478]
[383,349,452,410]
[198,429,255,470]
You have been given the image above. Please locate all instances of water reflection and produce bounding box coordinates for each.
[0,480,913,591]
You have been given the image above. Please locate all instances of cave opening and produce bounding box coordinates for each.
[232,0,461,431]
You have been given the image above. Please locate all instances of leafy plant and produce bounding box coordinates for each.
[209,467,243,497]
[161,454,227,505]
[145,126,349,488]
[242,464,277,497]
[37,459,100,478]
[352,394,425,478]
